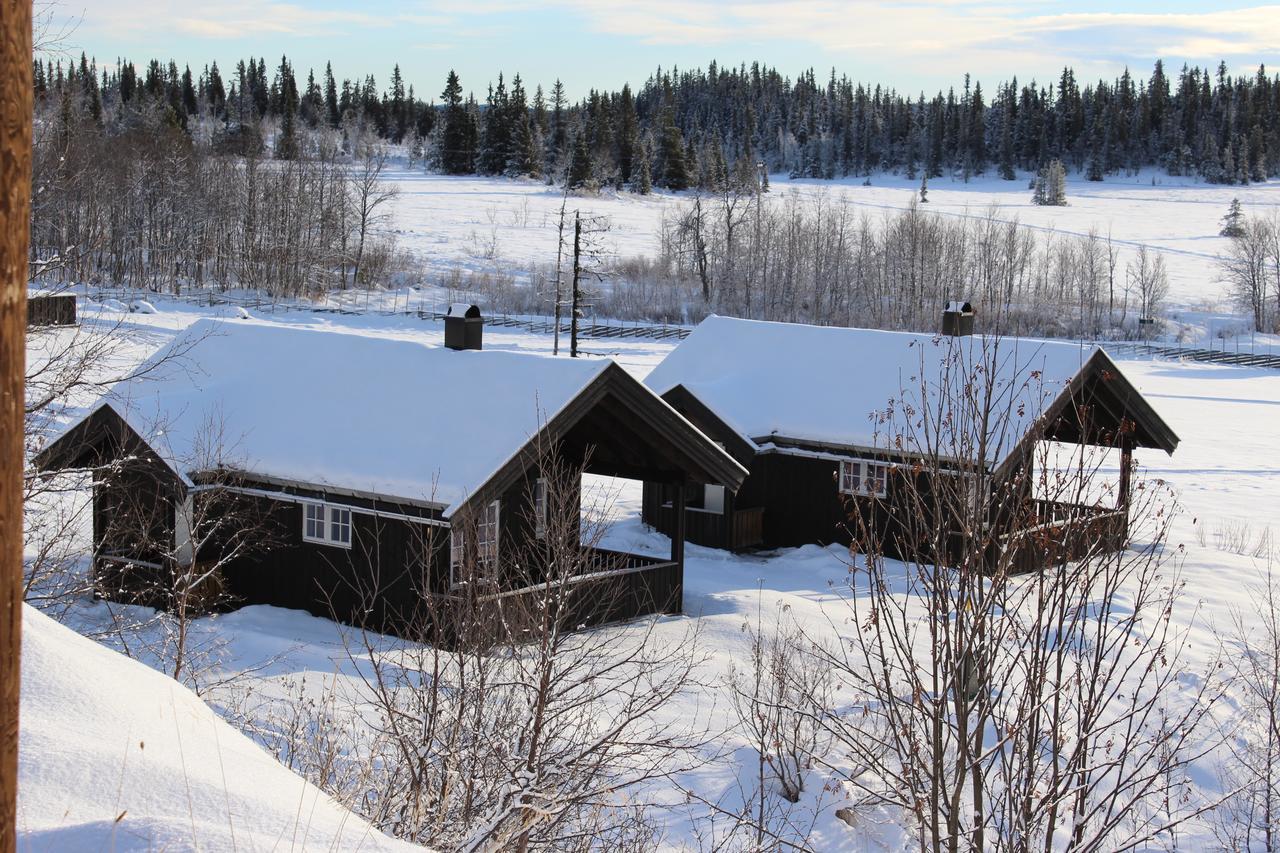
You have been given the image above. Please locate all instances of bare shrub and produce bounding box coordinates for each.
[1216,519,1255,555]
[804,335,1223,851]
[1216,561,1280,851]
[324,445,708,850]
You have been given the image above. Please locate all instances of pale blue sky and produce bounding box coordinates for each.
[48,1,1280,100]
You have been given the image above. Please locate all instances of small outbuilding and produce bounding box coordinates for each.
[35,319,746,642]
[27,291,77,327]
[640,315,1178,568]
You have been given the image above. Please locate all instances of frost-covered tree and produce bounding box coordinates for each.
[1032,159,1067,206]
[1220,197,1246,237]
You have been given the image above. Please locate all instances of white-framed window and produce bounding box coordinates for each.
[328,506,352,546]
[451,499,501,587]
[477,500,500,565]
[302,502,353,548]
[702,484,726,514]
[534,478,548,539]
[839,459,889,498]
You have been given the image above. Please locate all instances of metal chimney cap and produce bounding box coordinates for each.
[447,303,482,319]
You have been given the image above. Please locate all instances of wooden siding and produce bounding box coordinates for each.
[641,485,766,552]
[91,454,185,608]
[27,293,75,326]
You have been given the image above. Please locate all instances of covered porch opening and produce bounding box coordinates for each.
[514,379,746,619]
[998,354,1178,571]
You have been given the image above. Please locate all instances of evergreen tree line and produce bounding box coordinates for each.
[36,52,1280,191]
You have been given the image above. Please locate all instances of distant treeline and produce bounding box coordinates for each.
[37,53,1280,191]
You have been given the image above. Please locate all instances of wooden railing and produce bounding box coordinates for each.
[1001,501,1129,573]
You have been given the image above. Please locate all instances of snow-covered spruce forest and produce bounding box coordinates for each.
[31,55,1280,336]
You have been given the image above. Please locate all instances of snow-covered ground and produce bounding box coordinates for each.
[17,604,419,852]
[19,292,1280,848]
[382,168,1280,322]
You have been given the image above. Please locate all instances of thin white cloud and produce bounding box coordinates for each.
[58,0,1280,87]
[74,0,392,40]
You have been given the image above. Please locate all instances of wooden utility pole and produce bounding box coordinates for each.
[1,1,32,849]
[569,211,581,359]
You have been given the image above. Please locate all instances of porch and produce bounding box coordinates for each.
[641,485,765,552]
[999,499,1130,574]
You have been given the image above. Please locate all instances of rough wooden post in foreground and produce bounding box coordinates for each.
[0,1,32,850]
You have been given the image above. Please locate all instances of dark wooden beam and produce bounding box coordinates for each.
[670,479,680,612]
[0,1,31,848]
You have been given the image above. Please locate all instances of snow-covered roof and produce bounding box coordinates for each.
[645,316,1110,467]
[67,319,612,513]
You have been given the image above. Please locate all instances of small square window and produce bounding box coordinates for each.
[303,503,326,542]
[866,463,889,498]
[450,500,500,588]
[328,506,351,545]
[303,502,352,548]
[839,460,862,495]
[534,478,548,539]
[839,459,889,498]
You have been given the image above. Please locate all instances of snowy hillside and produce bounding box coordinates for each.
[16,604,417,852]
[382,168,1280,311]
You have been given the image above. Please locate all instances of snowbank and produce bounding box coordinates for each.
[16,604,416,852]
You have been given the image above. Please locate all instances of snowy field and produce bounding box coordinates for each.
[18,293,1280,849]
[382,167,1280,319]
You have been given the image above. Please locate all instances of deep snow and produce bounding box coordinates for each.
[16,604,418,852]
[20,280,1280,849]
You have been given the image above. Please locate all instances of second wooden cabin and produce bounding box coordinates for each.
[641,310,1179,568]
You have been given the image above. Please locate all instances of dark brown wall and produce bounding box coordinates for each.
[211,493,445,635]
[644,451,917,554]
[92,455,184,606]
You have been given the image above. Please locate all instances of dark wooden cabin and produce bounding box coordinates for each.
[27,291,76,326]
[640,315,1178,569]
[35,317,746,643]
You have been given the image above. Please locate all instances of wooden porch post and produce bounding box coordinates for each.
[1,1,32,849]
[1117,438,1133,513]
[1117,436,1134,546]
[669,480,685,614]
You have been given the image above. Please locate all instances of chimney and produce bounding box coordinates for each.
[942,300,975,336]
[444,303,483,351]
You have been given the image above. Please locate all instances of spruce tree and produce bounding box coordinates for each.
[323,62,339,128]
[478,74,510,175]
[998,100,1016,180]
[657,107,688,190]
[1220,198,1246,237]
[1087,126,1105,181]
[506,75,537,177]
[548,79,567,174]
[1033,158,1067,205]
[616,84,638,184]
[438,70,470,174]
[273,57,299,159]
[566,129,592,189]
[635,150,652,194]
[389,64,407,143]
